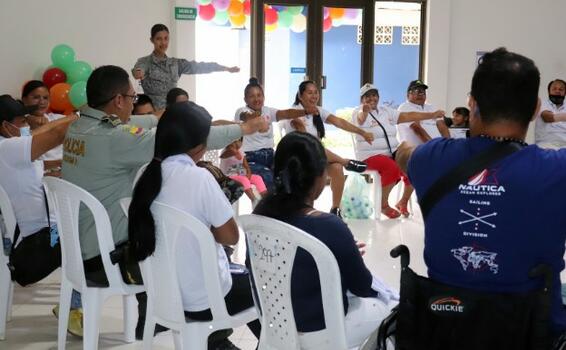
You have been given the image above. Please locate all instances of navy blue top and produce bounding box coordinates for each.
[408,137,566,332]
[281,213,376,332]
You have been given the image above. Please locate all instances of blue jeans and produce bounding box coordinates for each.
[245,148,274,191]
[71,290,82,309]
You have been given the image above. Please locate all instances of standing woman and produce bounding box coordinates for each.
[234,78,319,190]
[21,80,65,176]
[283,80,374,217]
[132,24,240,110]
[352,84,444,218]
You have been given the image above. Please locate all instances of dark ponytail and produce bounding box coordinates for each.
[254,132,327,220]
[294,80,325,139]
[128,102,212,261]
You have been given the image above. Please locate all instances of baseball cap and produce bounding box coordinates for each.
[360,83,379,97]
[0,95,32,123]
[407,80,429,92]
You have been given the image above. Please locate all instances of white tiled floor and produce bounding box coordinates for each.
[2,185,428,349]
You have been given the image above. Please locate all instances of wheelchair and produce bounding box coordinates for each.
[377,245,566,350]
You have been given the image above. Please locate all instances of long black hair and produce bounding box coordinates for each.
[294,80,325,139]
[128,101,212,261]
[166,87,189,107]
[254,132,327,220]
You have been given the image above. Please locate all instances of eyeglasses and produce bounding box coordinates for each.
[410,88,426,95]
[121,93,139,104]
[95,93,139,108]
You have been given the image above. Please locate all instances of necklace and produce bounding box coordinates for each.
[478,134,528,146]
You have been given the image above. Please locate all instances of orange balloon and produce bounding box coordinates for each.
[49,83,73,113]
[228,0,244,16]
[230,13,246,27]
[329,8,345,20]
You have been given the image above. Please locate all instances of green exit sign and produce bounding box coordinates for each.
[175,7,197,21]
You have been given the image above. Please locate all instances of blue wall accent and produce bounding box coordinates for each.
[288,25,419,112]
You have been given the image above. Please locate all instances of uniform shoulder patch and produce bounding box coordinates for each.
[101,114,123,127]
[118,125,146,136]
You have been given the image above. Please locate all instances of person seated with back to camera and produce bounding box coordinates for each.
[253,132,398,350]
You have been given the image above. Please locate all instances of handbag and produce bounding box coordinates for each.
[197,160,244,204]
[7,190,61,286]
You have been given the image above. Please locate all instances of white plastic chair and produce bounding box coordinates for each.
[350,134,383,220]
[123,200,257,350]
[42,177,144,350]
[238,214,350,350]
[0,184,16,340]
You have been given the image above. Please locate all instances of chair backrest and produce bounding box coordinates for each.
[0,184,17,251]
[238,214,348,350]
[202,149,221,167]
[42,177,125,290]
[142,201,232,328]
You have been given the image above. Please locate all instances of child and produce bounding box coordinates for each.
[220,138,268,205]
[445,107,470,139]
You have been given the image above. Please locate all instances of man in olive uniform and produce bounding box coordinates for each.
[62,65,267,338]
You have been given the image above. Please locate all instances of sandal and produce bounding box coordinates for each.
[381,207,401,219]
[395,203,410,217]
[345,159,367,173]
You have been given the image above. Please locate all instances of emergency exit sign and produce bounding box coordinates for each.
[175,7,197,20]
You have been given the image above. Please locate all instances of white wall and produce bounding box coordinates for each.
[0,0,173,97]
[425,0,566,142]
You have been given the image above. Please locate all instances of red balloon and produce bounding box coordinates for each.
[42,67,67,89]
[264,6,278,25]
[199,4,216,21]
[323,16,332,32]
[49,83,73,113]
[243,0,251,15]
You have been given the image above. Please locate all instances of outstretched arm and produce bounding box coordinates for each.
[326,114,374,144]
[397,110,445,124]
[410,122,432,143]
[178,59,239,75]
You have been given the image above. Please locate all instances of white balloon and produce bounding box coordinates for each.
[290,14,307,33]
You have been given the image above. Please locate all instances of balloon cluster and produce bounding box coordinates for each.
[341,195,373,219]
[42,44,92,114]
[197,0,360,33]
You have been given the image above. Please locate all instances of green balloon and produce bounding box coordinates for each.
[287,6,303,15]
[69,81,87,108]
[199,0,212,4]
[213,10,229,25]
[67,61,93,84]
[278,11,293,28]
[51,44,75,71]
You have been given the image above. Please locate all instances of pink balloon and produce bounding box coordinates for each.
[212,0,230,11]
[344,8,360,20]
[323,7,330,19]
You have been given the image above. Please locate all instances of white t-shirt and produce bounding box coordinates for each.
[0,136,55,237]
[535,99,566,146]
[397,101,439,146]
[39,113,65,161]
[220,151,245,176]
[234,106,278,152]
[351,105,400,160]
[156,154,234,312]
[449,127,469,139]
[281,105,331,138]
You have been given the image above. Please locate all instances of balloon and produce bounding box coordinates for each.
[228,0,243,16]
[213,10,229,25]
[51,44,75,70]
[212,0,230,11]
[287,6,303,16]
[264,6,278,25]
[42,67,67,89]
[329,8,345,20]
[265,22,278,32]
[278,10,293,28]
[49,83,73,113]
[69,81,87,108]
[230,13,246,27]
[198,0,212,4]
[344,8,360,20]
[199,3,216,21]
[66,61,92,84]
[323,7,330,19]
[323,17,332,32]
[243,0,251,15]
[272,5,285,11]
[290,14,307,33]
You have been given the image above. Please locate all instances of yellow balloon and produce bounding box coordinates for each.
[230,13,246,27]
[266,22,278,32]
[329,7,345,20]
[290,14,307,33]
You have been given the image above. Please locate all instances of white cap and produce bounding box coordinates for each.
[360,83,378,97]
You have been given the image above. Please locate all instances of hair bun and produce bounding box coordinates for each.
[249,77,259,85]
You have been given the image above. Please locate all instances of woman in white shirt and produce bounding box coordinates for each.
[21,80,65,176]
[352,84,444,218]
[233,78,319,190]
[283,80,374,217]
[128,101,260,349]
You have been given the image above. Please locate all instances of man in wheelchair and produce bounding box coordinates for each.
[390,47,566,349]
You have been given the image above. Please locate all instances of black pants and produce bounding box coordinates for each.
[185,273,261,339]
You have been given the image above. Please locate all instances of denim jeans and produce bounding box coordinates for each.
[245,148,274,191]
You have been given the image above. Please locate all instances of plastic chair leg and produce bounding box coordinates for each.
[142,302,156,350]
[184,325,208,350]
[172,329,182,350]
[122,294,137,343]
[6,283,13,321]
[369,172,382,221]
[82,289,103,350]
[57,279,73,350]
[0,274,9,340]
